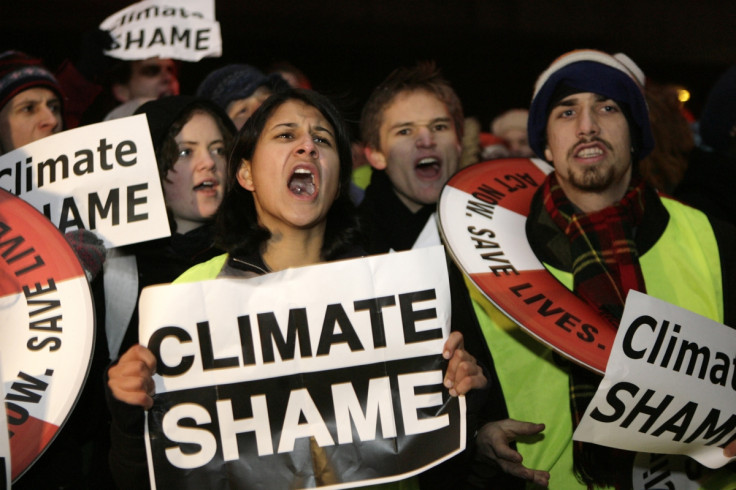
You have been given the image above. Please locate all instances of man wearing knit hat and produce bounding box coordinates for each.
[196,64,287,130]
[470,50,736,488]
[0,50,65,154]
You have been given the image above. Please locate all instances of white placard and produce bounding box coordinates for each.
[100,0,222,61]
[0,115,169,248]
[573,290,736,469]
[139,246,466,489]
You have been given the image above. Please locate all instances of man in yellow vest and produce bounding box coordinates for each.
[471,50,736,488]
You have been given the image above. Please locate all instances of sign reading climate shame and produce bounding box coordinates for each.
[573,291,736,470]
[0,115,169,248]
[139,247,465,489]
[100,0,222,61]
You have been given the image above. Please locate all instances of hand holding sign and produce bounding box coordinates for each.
[442,331,487,397]
[107,344,157,410]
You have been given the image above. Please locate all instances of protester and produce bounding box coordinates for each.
[461,116,483,168]
[106,88,487,488]
[67,55,182,125]
[490,108,534,158]
[470,49,736,488]
[109,57,179,104]
[359,61,464,253]
[102,95,236,363]
[196,63,288,130]
[638,81,693,193]
[0,50,64,155]
[1,49,113,490]
[358,62,508,488]
[675,65,736,227]
[267,60,313,89]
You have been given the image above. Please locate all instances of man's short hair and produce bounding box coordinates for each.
[360,61,464,150]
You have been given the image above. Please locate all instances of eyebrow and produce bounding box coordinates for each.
[272,122,335,138]
[553,93,612,108]
[178,138,225,146]
[13,95,60,106]
[387,116,452,131]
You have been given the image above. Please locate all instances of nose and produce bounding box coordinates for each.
[39,105,61,131]
[415,126,435,148]
[577,108,600,138]
[196,149,217,171]
[295,137,318,158]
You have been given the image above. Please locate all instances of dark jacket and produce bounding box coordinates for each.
[358,169,513,489]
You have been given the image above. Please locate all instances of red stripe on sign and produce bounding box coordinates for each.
[0,190,85,297]
[8,413,58,480]
[447,159,551,218]
[470,269,616,373]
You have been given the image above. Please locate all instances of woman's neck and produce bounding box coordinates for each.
[261,225,325,272]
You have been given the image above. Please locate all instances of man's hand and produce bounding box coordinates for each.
[442,331,487,396]
[476,419,550,487]
[108,344,157,410]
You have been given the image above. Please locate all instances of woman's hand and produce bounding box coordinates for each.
[108,344,157,410]
[725,440,736,458]
[476,419,550,487]
[442,331,487,396]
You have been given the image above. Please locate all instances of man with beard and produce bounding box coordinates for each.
[471,50,736,488]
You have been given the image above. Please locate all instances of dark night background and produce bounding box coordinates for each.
[2,1,735,130]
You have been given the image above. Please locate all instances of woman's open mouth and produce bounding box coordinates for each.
[288,168,316,196]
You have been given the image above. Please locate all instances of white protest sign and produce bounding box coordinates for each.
[139,246,465,489]
[0,114,169,248]
[101,0,222,62]
[573,290,736,469]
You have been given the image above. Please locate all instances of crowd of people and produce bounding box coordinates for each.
[2,23,735,490]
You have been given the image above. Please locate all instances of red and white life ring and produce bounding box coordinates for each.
[0,189,95,481]
[438,158,615,374]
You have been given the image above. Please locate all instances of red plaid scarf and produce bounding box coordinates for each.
[542,173,648,325]
[541,172,648,488]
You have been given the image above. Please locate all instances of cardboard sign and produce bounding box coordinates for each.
[573,290,736,470]
[101,0,222,61]
[139,246,465,489]
[438,158,614,374]
[0,189,95,481]
[0,115,169,248]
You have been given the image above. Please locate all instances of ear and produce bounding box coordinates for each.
[111,83,131,103]
[236,159,255,191]
[364,146,387,170]
[543,146,553,163]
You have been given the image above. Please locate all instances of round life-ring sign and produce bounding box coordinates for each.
[0,189,95,482]
[438,158,615,374]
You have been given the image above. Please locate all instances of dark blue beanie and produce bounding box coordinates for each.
[528,50,654,162]
[196,64,288,110]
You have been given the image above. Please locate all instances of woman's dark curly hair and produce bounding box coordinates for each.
[215,88,361,260]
